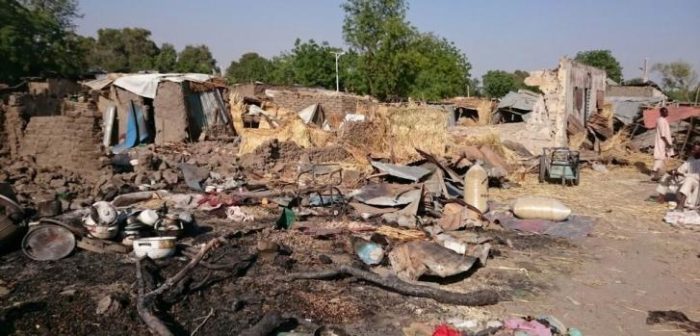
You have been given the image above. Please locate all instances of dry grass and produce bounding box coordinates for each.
[491,161,668,234]
[230,91,334,155]
[376,105,449,162]
[448,132,520,163]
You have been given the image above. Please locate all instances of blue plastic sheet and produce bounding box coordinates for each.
[111,101,139,154]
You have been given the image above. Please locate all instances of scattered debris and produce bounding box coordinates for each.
[388,241,478,281]
[647,310,700,333]
[0,67,668,335]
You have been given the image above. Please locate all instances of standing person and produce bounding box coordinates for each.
[652,107,674,181]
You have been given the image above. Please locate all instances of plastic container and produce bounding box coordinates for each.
[512,196,571,221]
[132,237,176,259]
[464,162,489,214]
[137,209,159,226]
[354,240,384,265]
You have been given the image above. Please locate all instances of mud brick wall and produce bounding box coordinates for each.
[2,94,29,159]
[154,81,189,145]
[267,89,372,127]
[20,102,103,176]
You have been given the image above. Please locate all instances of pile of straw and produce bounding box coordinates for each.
[448,132,520,163]
[230,92,324,155]
[375,105,449,161]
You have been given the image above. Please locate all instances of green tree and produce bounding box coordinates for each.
[175,45,218,74]
[17,0,81,30]
[265,39,348,90]
[340,0,472,100]
[225,52,272,84]
[288,39,341,89]
[0,0,86,82]
[574,49,623,83]
[155,43,177,73]
[342,0,415,99]
[405,33,470,100]
[88,28,159,72]
[653,61,698,101]
[339,50,368,94]
[268,54,296,85]
[482,70,517,98]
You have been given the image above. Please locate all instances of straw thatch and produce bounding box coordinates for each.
[230,92,327,155]
[375,105,449,161]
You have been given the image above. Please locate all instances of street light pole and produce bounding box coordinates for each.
[332,51,345,92]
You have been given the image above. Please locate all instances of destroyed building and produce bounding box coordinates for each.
[231,83,376,128]
[84,73,234,147]
[454,58,608,154]
[2,54,695,336]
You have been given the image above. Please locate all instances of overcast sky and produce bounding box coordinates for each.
[76,0,700,81]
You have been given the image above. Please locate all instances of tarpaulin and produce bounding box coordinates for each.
[113,73,213,99]
[643,106,700,129]
[486,211,595,240]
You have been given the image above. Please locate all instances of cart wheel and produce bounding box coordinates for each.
[538,156,546,183]
[573,165,581,186]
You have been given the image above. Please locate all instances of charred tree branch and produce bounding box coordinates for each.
[288,265,499,306]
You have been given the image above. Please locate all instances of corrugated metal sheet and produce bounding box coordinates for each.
[187,89,230,136]
[497,90,541,111]
[605,96,664,125]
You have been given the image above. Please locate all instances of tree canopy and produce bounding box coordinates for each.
[175,45,218,74]
[17,0,81,30]
[0,0,86,82]
[87,28,159,72]
[481,70,537,98]
[225,52,272,84]
[574,50,623,83]
[482,70,517,98]
[340,0,471,101]
[653,61,698,101]
[155,43,177,73]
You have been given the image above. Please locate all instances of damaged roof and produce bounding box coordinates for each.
[497,90,541,111]
[82,73,215,98]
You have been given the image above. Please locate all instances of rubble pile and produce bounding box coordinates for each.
[6,70,666,336]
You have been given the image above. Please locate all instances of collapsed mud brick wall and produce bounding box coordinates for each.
[451,58,608,155]
[526,57,607,147]
[26,79,81,117]
[2,94,29,158]
[154,81,190,145]
[606,85,666,99]
[20,101,103,176]
[264,88,375,127]
[268,89,372,127]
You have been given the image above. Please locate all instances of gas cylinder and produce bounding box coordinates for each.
[464,162,488,215]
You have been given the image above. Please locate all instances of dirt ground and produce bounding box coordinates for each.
[485,165,700,335]
[1,164,698,335]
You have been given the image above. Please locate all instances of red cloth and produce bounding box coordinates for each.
[643,106,700,129]
[433,324,461,336]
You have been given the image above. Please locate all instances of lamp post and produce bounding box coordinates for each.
[332,51,345,92]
